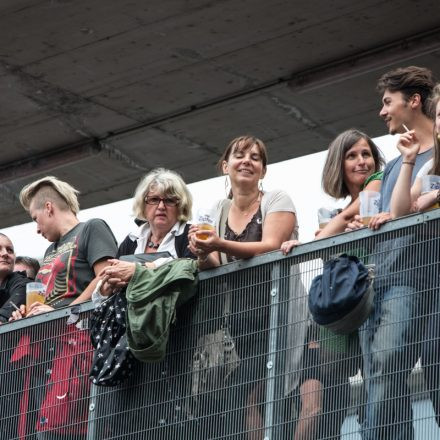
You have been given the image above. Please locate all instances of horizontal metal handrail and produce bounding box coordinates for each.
[2,209,439,334]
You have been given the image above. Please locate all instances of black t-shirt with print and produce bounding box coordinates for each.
[36,219,118,308]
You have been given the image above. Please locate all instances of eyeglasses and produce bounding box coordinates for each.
[145,196,179,207]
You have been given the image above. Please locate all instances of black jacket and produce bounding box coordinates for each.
[117,223,195,259]
[0,271,31,323]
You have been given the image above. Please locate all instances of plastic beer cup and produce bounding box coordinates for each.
[196,208,216,240]
[26,282,46,312]
[421,175,440,211]
[317,207,339,229]
[359,190,381,226]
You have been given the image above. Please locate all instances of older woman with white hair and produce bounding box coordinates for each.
[100,168,195,291]
[118,168,194,262]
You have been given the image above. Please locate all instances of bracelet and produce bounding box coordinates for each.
[402,161,415,166]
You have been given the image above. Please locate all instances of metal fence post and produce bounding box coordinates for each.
[87,384,98,440]
[263,262,281,440]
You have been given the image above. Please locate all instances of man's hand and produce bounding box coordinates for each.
[396,130,420,161]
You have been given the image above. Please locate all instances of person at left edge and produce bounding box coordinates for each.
[0,233,30,323]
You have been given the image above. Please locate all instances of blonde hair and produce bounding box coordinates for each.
[132,168,192,222]
[19,176,80,214]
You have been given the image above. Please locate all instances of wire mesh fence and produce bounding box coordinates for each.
[1,211,440,439]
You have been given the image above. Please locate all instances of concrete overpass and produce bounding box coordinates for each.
[1,0,439,227]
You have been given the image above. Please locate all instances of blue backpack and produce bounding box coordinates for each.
[308,254,374,334]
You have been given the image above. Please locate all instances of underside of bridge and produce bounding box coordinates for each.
[1,0,439,227]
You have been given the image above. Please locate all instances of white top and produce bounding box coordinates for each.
[128,221,188,267]
[416,158,433,178]
[214,189,298,239]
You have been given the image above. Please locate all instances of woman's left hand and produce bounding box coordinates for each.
[102,259,136,288]
[414,190,438,212]
[280,240,301,255]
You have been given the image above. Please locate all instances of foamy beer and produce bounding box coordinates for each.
[359,190,380,226]
[421,175,440,211]
[26,282,46,312]
[196,208,216,240]
[317,207,339,229]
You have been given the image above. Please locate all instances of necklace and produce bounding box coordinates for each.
[147,236,162,249]
[232,191,261,216]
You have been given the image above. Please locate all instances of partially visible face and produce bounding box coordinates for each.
[0,236,15,276]
[223,143,266,186]
[379,90,410,135]
[435,100,440,136]
[143,189,179,233]
[14,262,31,277]
[343,138,376,191]
[29,201,58,242]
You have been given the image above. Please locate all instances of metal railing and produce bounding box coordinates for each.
[1,210,440,439]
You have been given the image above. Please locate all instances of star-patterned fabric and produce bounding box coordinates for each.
[89,291,136,386]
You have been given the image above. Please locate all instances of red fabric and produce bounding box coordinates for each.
[17,365,32,440]
[10,325,93,438]
[10,333,41,440]
[37,326,93,435]
[10,333,40,362]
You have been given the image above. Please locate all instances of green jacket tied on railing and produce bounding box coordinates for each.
[126,258,199,362]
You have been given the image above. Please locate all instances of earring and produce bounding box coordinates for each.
[224,175,231,197]
[258,180,263,192]
[437,133,440,143]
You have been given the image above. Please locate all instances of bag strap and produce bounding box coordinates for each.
[218,199,232,322]
[218,199,232,266]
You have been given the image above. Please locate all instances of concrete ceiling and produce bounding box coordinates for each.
[1,0,440,228]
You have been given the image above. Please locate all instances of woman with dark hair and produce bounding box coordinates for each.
[189,135,298,439]
[317,129,385,237]
[282,129,385,252]
[189,135,297,267]
[280,129,385,439]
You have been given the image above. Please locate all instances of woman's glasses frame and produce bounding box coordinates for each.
[144,196,179,207]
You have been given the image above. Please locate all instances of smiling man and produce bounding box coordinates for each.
[374,66,436,226]
[355,66,436,440]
